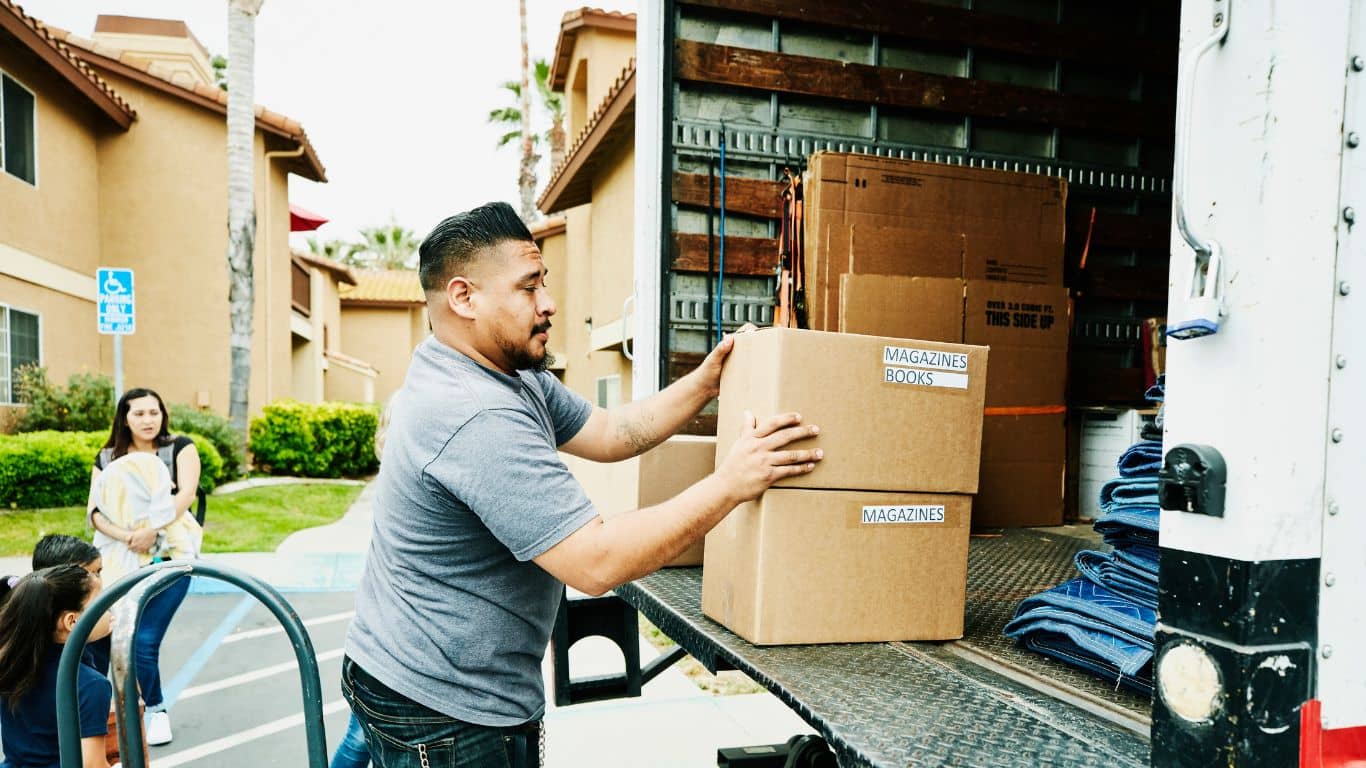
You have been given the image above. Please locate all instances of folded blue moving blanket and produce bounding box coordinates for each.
[1117,440,1163,478]
[1004,579,1156,694]
[1075,549,1159,609]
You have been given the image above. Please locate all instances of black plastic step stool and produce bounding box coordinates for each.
[549,588,687,706]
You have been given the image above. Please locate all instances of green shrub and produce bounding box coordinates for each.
[14,367,114,433]
[183,433,224,495]
[170,404,246,480]
[249,400,380,478]
[0,431,105,509]
[0,431,224,509]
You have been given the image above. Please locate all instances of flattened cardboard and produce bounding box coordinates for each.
[839,274,964,342]
[975,413,1066,528]
[848,224,965,278]
[805,152,1066,331]
[702,489,972,645]
[964,281,1070,407]
[560,436,717,566]
[716,327,988,494]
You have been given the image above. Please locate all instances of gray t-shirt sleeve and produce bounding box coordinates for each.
[534,371,594,445]
[427,408,597,561]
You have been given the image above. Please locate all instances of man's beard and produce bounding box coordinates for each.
[497,322,553,372]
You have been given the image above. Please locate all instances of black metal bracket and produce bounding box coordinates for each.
[1160,444,1227,517]
[550,589,688,706]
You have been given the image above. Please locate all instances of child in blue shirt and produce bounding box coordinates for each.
[0,563,115,768]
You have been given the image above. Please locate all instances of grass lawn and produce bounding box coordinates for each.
[0,482,365,557]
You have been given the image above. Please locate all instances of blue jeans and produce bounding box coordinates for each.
[136,575,191,709]
[340,657,541,768]
[331,711,371,768]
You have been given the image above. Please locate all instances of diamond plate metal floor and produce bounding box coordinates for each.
[618,528,1152,768]
[955,529,1154,721]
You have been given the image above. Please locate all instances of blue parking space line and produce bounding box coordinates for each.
[164,594,256,708]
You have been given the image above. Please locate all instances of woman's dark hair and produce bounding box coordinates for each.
[103,387,171,460]
[0,564,100,709]
[32,534,100,571]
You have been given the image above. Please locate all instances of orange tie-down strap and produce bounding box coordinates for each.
[984,405,1067,416]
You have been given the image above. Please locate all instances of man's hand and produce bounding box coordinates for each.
[690,323,757,399]
[715,411,822,504]
[128,527,158,554]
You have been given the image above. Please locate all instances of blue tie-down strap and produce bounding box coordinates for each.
[1146,376,1165,404]
[1117,441,1163,478]
[1075,550,1158,609]
[1100,477,1160,511]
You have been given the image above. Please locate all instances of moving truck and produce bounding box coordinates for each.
[572,1,1366,765]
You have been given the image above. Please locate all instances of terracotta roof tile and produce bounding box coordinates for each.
[0,0,136,126]
[48,25,326,181]
[339,270,425,305]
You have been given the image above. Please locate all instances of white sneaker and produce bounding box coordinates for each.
[145,710,172,746]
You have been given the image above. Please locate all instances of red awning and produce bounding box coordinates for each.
[289,203,329,232]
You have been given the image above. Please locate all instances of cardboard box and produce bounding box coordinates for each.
[560,436,716,566]
[717,327,988,494]
[838,274,964,342]
[702,489,972,644]
[848,224,964,279]
[964,281,1070,407]
[804,152,1066,330]
[974,413,1066,528]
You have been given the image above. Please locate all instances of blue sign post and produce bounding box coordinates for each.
[97,268,134,400]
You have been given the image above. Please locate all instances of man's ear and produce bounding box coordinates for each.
[447,276,477,320]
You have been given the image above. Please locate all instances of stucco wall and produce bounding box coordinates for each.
[340,305,425,406]
[0,274,106,421]
[92,68,293,417]
[0,47,104,278]
[558,206,594,401]
[564,29,636,138]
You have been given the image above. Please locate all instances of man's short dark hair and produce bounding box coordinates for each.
[419,202,534,292]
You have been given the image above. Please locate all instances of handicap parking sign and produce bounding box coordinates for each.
[97,268,135,335]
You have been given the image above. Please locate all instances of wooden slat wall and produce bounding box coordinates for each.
[675,40,1173,139]
[680,0,1177,74]
[671,173,785,219]
[671,233,778,276]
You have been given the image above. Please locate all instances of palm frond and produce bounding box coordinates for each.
[488,107,522,125]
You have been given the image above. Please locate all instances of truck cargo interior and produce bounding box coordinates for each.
[628,1,1179,764]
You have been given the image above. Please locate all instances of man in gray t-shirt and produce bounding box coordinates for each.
[342,202,821,768]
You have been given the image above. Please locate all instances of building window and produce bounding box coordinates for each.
[1,71,37,186]
[0,305,42,404]
[596,375,621,409]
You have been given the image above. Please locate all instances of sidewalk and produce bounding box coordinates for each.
[2,480,814,765]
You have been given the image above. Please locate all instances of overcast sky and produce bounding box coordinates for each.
[22,0,637,244]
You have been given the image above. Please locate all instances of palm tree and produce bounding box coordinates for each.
[517,0,538,222]
[350,220,421,270]
[488,60,566,182]
[226,0,263,435]
[304,236,359,265]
